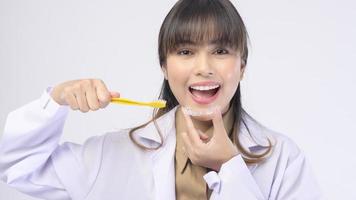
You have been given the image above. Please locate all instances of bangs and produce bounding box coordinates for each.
[160,0,247,55]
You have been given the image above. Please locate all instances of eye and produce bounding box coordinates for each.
[177,49,193,56]
[214,48,229,55]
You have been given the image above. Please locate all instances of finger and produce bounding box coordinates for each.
[212,107,226,137]
[181,132,193,157]
[198,130,209,141]
[182,107,202,145]
[110,91,120,98]
[64,92,79,110]
[95,80,112,108]
[75,89,90,112]
[86,86,100,111]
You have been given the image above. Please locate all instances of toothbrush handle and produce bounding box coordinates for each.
[111,98,149,106]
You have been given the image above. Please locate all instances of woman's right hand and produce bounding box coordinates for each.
[50,79,120,112]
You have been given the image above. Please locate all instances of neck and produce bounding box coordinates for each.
[175,105,234,138]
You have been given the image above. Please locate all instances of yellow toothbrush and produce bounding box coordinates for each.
[111,97,166,108]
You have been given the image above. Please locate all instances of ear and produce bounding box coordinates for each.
[161,65,168,80]
[240,62,246,81]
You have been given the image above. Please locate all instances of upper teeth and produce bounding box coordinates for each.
[190,85,220,91]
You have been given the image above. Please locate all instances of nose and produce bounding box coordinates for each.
[194,53,214,77]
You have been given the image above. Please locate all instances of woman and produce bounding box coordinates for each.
[0,0,321,199]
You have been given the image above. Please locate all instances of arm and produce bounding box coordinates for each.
[204,140,322,200]
[0,89,104,200]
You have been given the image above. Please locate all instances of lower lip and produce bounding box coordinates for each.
[189,87,221,105]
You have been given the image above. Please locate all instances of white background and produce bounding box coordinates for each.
[0,0,355,199]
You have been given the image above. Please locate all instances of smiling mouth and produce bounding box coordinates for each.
[189,85,221,99]
[187,85,221,105]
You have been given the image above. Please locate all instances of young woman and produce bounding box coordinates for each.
[0,0,321,199]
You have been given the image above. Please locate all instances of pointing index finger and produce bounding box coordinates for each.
[212,107,226,136]
[181,107,202,145]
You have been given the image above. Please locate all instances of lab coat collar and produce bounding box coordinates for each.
[133,105,270,150]
[133,106,178,147]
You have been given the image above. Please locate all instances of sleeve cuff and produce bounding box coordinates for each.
[203,155,245,194]
[39,87,69,116]
[203,154,264,199]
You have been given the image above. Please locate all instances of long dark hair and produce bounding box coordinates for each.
[129,0,272,164]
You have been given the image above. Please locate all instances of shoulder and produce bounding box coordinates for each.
[241,114,313,184]
[241,111,304,161]
[265,127,303,161]
[266,129,304,166]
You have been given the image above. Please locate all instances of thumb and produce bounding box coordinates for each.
[110,91,120,98]
[198,130,209,141]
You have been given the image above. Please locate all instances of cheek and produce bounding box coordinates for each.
[222,60,241,83]
[221,64,241,98]
[165,58,191,101]
[226,67,240,82]
[166,62,188,85]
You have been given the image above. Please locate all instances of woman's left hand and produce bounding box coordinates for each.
[181,107,239,171]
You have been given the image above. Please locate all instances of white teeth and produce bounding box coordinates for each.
[190,85,220,91]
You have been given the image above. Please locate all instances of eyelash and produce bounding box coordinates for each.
[177,48,229,56]
[215,49,229,55]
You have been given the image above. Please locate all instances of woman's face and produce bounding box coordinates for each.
[162,42,245,121]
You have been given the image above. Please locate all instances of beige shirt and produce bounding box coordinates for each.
[174,106,234,200]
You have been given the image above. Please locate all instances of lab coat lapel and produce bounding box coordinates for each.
[135,106,179,200]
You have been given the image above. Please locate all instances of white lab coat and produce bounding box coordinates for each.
[0,89,322,200]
